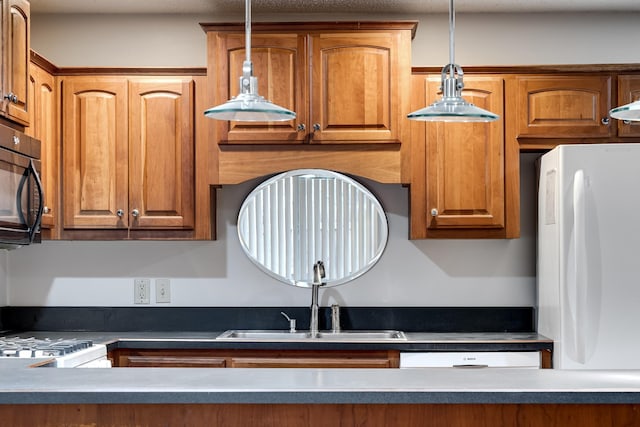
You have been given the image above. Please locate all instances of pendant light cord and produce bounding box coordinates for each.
[245,0,252,63]
[448,0,455,78]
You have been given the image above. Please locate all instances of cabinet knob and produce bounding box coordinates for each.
[12,135,19,145]
[131,209,140,218]
[312,123,321,132]
[3,92,17,103]
[431,208,438,217]
[624,120,632,125]
[601,117,610,125]
[297,123,306,132]
[43,206,51,214]
[116,209,124,218]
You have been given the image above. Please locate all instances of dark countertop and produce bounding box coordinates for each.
[3,330,640,405]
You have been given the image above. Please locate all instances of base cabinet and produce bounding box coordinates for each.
[110,349,401,368]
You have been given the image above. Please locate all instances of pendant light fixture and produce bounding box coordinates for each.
[204,0,295,122]
[610,100,640,122]
[408,0,499,122]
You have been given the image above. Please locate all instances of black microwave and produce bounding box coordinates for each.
[0,125,43,249]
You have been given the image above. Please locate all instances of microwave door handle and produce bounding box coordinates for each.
[27,159,44,243]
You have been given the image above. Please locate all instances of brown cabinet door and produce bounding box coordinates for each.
[27,63,57,233]
[128,78,195,230]
[218,33,306,143]
[410,75,512,238]
[2,0,30,125]
[62,77,129,229]
[111,349,400,368]
[514,75,612,138]
[616,75,640,137]
[230,357,394,368]
[310,32,399,143]
[121,355,226,368]
[426,77,505,230]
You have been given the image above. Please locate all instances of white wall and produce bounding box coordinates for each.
[6,154,538,307]
[31,12,640,67]
[8,11,637,308]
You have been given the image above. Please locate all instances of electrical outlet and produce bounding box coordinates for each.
[134,278,151,304]
[156,278,171,303]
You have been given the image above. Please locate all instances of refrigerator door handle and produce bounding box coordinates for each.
[571,169,587,364]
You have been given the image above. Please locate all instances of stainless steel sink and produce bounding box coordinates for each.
[216,330,407,341]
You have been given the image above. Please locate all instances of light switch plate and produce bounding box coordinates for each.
[156,278,171,303]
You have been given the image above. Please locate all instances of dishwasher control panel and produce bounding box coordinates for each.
[399,351,541,369]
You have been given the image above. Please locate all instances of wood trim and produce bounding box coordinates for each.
[200,21,419,39]
[30,50,58,74]
[56,67,207,76]
[413,64,640,74]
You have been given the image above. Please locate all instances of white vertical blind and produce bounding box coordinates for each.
[237,169,388,287]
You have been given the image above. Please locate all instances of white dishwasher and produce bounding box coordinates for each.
[399,352,541,369]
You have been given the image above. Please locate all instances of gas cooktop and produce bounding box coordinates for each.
[0,336,109,367]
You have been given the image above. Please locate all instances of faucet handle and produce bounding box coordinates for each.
[331,304,341,333]
[313,260,326,284]
[280,311,297,333]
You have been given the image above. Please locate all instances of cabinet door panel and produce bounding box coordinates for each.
[515,76,612,138]
[62,78,128,229]
[426,77,505,229]
[27,64,57,231]
[128,79,195,229]
[311,33,396,143]
[122,356,226,368]
[617,75,640,137]
[4,0,30,125]
[222,34,306,143]
[230,357,393,368]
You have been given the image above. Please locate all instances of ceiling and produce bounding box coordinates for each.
[28,0,640,15]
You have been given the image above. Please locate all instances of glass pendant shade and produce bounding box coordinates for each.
[408,0,499,123]
[609,100,640,122]
[408,65,499,122]
[204,0,296,122]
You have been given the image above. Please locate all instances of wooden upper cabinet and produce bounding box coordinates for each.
[410,74,518,239]
[26,60,58,235]
[310,32,397,143]
[61,76,196,237]
[513,75,613,139]
[616,75,640,137]
[128,79,195,230]
[222,33,306,143]
[62,77,129,230]
[207,22,413,146]
[0,0,30,126]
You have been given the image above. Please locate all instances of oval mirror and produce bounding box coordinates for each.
[237,169,389,288]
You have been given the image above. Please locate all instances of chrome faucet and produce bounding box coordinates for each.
[310,260,325,337]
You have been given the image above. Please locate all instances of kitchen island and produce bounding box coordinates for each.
[0,332,639,426]
[1,362,640,426]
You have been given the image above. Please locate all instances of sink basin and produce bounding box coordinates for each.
[216,330,407,341]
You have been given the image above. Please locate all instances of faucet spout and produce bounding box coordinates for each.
[309,261,325,338]
[310,284,320,337]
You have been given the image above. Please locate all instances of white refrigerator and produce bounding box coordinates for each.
[538,143,640,369]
